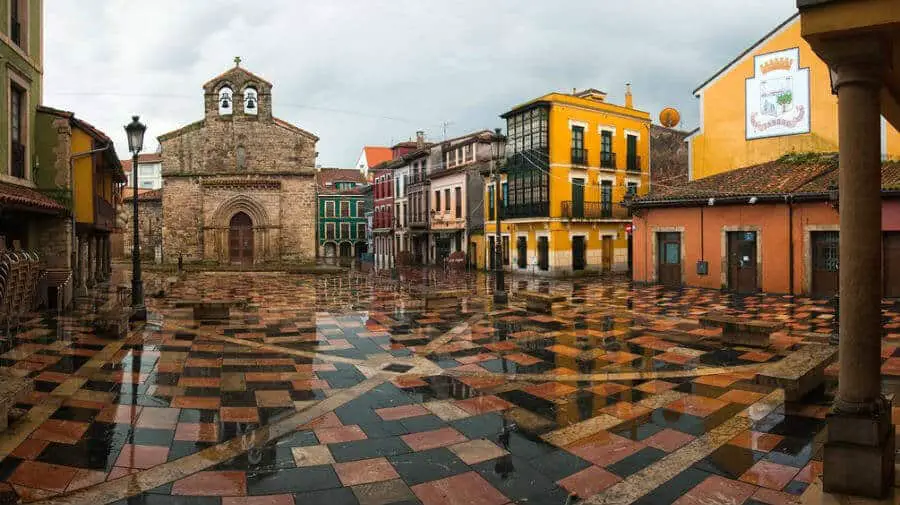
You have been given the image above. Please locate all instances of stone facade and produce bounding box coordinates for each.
[159,62,318,265]
[120,190,163,261]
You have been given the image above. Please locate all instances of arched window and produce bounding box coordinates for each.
[243,87,258,115]
[218,86,233,115]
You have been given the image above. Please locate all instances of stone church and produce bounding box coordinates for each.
[159,60,318,265]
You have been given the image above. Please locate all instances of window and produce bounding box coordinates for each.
[325,201,335,218]
[571,125,586,165]
[341,223,350,239]
[455,187,462,218]
[444,189,450,211]
[357,223,366,239]
[601,181,613,218]
[517,237,527,269]
[395,204,400,225]
[340,201,350,217]
[506,106,548,155]
[626,182,638,196]
[434,190,440,212]
[403,202,408,226]
[601,130,614,168]
[538,236,549,270]
[356,200,364,217]
[501,182,508,208]
[464,144,474,162]
[325,223,335,240]
[243,87,258,115]
[627,134,639,171]
[10,83,24,179]
[451,150,458,167]
[10,0,25,50]
[488,185,495,220]
[218,86,233,115]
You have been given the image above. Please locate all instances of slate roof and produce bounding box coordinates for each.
[316,169,368,195]
[634,153,900,207]
[0,182,66,214]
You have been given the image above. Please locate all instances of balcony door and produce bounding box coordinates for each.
[571,178,584,218]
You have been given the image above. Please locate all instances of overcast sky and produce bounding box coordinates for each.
[44,1,797,167]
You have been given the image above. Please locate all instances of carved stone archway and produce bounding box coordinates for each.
[210,195,271,264]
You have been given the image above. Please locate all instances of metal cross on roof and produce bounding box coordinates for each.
[234,56,241,67]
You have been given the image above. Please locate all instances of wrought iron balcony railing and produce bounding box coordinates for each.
[571,148,588,166]
[600,151,616,169]
[627,154,642,172]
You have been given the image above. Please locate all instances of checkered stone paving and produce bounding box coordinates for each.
[0,268,898,504]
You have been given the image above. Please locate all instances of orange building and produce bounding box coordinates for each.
[631,154,900,297]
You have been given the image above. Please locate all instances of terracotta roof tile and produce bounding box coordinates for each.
[0,182,65,213]
[363,147,392,167]
[316,169,368,195]
[635,153,900,207]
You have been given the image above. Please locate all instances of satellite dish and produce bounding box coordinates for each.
[659,107,681,128]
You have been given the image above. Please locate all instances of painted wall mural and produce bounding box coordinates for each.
[745,48,810,139]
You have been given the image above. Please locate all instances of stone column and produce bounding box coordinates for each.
[94,236,103,283]
[821,36,893,499]
[76,235,88,297]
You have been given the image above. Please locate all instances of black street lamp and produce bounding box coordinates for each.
[125,115,147,321]
[492,128,507,304]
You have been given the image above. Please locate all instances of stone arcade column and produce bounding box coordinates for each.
[822,37,894,499]
[94,236,103,283]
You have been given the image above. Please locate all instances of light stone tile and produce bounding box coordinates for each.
[448,439,508,465]
[638,390,687,410]
[423,400,470,421]
[291,445,334,467]
[540,414,622,447]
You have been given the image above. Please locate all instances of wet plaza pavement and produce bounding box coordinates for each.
[1,268,900,505]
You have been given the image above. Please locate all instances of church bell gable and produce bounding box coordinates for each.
[203,57,273,122]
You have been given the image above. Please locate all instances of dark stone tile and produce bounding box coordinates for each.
[50,406,99,422]
[388,447,469,486]
[753,412,826,439]
[611,416,662,442]
[357,420,410,438]
[167,441,214,461]
[450,413,504,440]
[130,428,176,447]
[214,445,295,474]
[607,447,668,478]
[293,487,359,505]
[784,480,810,495]
[632,467,712,505]
[110,494,221,505]
[650,409,708,437]
[0,456,22,480]
[674,381,728,398]
[399,415,446,434]
[526,449,592,483]
[178,409,220,424]
[472,456,566,504]
[275,430,319,448]
[220,391,257,407]
[247,465,342,495]
[693,444,765,479]
[37,439,123,471]
[330,437,412,463]
[766,436,814,468]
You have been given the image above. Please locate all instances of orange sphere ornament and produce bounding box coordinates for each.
[659,107,681,128]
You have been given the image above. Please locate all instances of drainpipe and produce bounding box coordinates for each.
[786,194,794,295]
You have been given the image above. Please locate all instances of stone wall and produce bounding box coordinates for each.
[33,216,71,268]
[119,198,163,260]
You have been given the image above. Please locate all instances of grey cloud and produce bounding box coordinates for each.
[45,0,797,166]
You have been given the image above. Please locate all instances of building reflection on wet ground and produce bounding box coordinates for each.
[0,268,897,504]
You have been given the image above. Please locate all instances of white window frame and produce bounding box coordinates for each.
[325,201,335,218]
[325,222,335,240]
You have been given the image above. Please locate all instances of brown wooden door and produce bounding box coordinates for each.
[657,232,681,287]
[602,237,613,272]
[885,232,900,298]
[229,212,253,266]
[728,231,758,294]
[811,231,839,298]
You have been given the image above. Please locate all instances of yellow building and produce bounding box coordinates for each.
[688,13,900,180]
[481,87,651,276]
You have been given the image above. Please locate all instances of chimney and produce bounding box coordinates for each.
[416,130,425,148]
[625,83,633,109]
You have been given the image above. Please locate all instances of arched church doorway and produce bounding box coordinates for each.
[229,212,254,266]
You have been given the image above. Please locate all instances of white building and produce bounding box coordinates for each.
[354,146,392,179]
[123,152,163,190]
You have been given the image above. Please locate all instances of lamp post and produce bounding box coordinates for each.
[125,116,147,321]
[492,127,507,304]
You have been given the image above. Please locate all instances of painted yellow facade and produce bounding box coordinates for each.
[688,15,900,180]
[482,88,650,276]
[72,128,94,224]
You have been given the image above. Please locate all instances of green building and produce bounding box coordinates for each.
[316,169,370,258]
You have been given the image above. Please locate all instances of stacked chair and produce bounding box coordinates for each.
[0,244,46,339]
